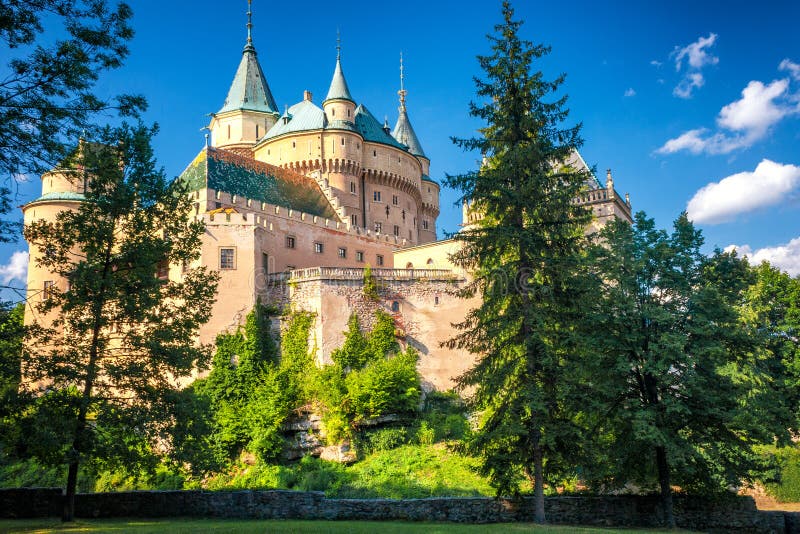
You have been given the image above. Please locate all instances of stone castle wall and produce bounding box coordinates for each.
[263,267,478,391]
[0,488,793,532]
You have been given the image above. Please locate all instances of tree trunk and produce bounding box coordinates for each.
[656,445,675,529]
[62,457,80,522]
[532,427,546,524]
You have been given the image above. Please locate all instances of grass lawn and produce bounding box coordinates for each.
[0,519,696,533]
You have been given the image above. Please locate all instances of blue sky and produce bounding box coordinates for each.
[3,0,800,298]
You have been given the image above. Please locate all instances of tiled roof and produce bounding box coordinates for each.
[179,147,337,219]
[217,42,279,115]
[324,58,354,103]
[392,108,425,158]
[354,104,406,150]
[262,100,325,139]
[421,174,437,184]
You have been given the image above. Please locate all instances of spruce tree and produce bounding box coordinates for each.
[444,1,593,523]
[22,123,218,521]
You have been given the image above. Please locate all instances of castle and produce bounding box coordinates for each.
[22,7,632,391]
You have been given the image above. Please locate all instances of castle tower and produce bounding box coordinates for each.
[209,1,279,153]
[320,35,362,228]
[392,54,438,243]
[21,143,89,325]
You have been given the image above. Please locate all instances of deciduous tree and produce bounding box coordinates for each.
[22,123,217,521]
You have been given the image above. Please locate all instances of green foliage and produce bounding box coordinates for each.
[762,445,800,502]
[443,2,593,520]
[353,427,412,456]
[192,304,289,463]
[331,314,369,369]
[0,302,26,456]
[345,348,420,422]
[363,265,379,300]
[583,213,791,525]
[416,421,435,446]
[367,310,399,360]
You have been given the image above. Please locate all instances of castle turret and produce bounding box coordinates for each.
[209,1,279,152]
[392,54,437,243]
[322,37,356,124]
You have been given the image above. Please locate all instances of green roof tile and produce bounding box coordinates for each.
[217,41,279,115]
[354,104,406,150]
[324,58,354,103]
[179,148,337,219]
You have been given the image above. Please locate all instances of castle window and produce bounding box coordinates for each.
[427,258,434,265]
[156,260,169,280]
[347,109,351,117]
[256,125,259,138]
[422,219,429,230]
[356,251,364,262]
[392,195,398,206]
[401,209,405,221]
[341,137,345,146]
[215,191,221,200]
[373,191,381,202]
[338,247,347,258]
[286,236,296,249]
[262,253,269,274]
[376,254,384,266]
[435,296,439,306]
[428,187,431,193]
[391,301,400,312]
[350,182,356,194]
[219,248,236,270]
[232,195,238,203]
[374,222,382,233]
[314,242,324,254]
[393,225,399,236]
[292,141,296,148]
[43,281,55,301]
[227,125,231,139]
[350,214,357,226]
[247,199,252,207]
[261,202,266,210]
[373,150,377,157]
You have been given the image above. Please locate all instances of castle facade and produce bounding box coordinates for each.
[22,11,632,390]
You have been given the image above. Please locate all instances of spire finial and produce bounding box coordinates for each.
[246,0,253,45]
[336,29,341,61]
[398,52,408,111]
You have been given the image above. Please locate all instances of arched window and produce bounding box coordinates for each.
[426,258,434,265]
[405,262,414,269]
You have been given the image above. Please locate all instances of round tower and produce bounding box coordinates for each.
[22,148,88,325]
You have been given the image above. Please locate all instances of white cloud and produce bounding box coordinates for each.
[727,238,800,277]
[650,60,663,67]
[672,33,719,71]
[624,88,636,97]
[669,33,718,98]
[686,159,800,224]
[779,58,800,81]
[0,250,29,285]
[673,72,705,99]
[658,78,795,155]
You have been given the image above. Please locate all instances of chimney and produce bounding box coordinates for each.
[304,90,312,102]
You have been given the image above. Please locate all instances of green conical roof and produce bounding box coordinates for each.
[324,58,354,103]
[217,40,279,115]
[392,108,425,158]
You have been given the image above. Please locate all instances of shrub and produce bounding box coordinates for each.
[416,421,435,445]
[355,427,411,455]
[764,446,800,502]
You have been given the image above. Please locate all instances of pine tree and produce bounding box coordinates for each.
[584,213,792,527]
[444,1,593,523]
[22,123,218,521]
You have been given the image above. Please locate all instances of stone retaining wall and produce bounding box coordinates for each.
[1,489,797,532]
